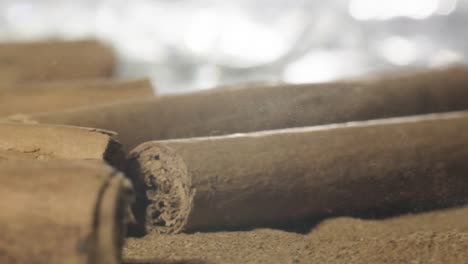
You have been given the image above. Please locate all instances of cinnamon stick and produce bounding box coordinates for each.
[0,123,124,167]
[22,65,468,151]
[0,39,115,82]
[0,160,134,264]
[0,78,154,116]
[127,111,468,233]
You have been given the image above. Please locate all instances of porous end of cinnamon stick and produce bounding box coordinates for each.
[127,143,193,234]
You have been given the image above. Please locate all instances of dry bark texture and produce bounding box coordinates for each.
[0,123,124,167]
[0,78,154,116]
[123,205,468,264]
[0,160,134,264]
[0,39,115,82]
[127,111,468,234]
[23,65,468,151]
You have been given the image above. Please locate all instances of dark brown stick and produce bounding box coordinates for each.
[0,39,115,82]
[0,160,134,264]
[127,111,468,233]
[22,65,468,151]
[0,78,154,116]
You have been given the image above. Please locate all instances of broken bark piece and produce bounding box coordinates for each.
[0,160,134,264]
[0,39,115,82]
[0,123,124,167]
[23,65,468,151]
[127,111,468,233]
[0,78,154,116]
[0,149,43,160]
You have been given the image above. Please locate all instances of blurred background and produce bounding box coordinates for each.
[0,0,465,93]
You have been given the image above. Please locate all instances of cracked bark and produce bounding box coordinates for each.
[0,123,125,168]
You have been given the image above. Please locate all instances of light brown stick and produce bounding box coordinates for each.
[0,78,154,116]
[127,111,468,233]
[22,65,468,151]
[0,39,115,82]
[0,123,124,167]
[0,160,134,264]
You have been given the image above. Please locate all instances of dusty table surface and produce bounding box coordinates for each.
[124,205,468,264]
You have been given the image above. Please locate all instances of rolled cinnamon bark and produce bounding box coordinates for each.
[0,78,154,116]
[0,39,115,82]
[127,111,468,233]
[0,160,134,264]
[0,123,124,167]
[23,65,468,151]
